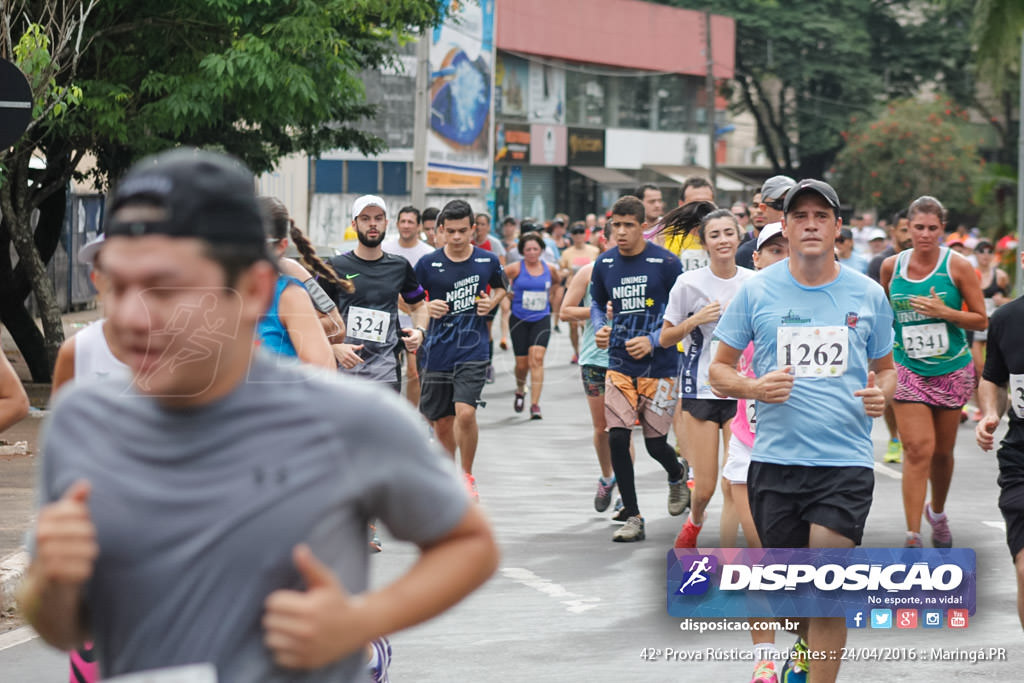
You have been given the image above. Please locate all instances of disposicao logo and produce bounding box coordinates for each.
[666,548,976,618]
[675,555,718,596]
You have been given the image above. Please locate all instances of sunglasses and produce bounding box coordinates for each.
[761,197,785,211]
[733,212,748,219]
[836,237,847,244]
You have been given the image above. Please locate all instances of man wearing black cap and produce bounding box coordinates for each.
[710,179,895,683]
[735,175,795,270]
[23,148,498,682]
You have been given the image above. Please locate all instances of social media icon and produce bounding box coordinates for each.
[896,609,918,629]
[846,610,866,628]
[948,609,968,629]
[870,609,892,629]
[923,610,943,628]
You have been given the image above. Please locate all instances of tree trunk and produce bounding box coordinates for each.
[0,155,66,381]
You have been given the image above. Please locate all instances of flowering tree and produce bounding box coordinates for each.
[833,99,984,217]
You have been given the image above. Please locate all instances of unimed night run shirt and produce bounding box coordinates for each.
[589,242,682,378]
[415,247,505,372]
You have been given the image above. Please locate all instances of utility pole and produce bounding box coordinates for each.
[705,11,717,190]
[1017,29,1024,295]
[412,33,429,210]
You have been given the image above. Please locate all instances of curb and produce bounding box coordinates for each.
[0,550,29,615]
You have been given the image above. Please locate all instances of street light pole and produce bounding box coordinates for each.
[705,11,717,190]
[1016,28,1024,295]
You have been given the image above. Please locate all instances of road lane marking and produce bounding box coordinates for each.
[0,625,38,651]
[501,567,600,614]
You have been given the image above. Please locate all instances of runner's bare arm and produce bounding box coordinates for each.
[50,337,77,397]
[975,378,1008,452]
[559,262,593,321]
[709,342,794,403]
[660,301,721,348]
[277,285,336,370]
[0,349,29,430]
[263,504,498,669]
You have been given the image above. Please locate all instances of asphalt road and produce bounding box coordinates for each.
[2,331,1020,681]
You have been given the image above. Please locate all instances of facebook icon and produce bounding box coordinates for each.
[846,610,866,628]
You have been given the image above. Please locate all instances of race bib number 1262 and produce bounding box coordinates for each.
[777,326,849,378]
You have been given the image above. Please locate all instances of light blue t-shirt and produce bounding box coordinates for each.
[713,261,894,468]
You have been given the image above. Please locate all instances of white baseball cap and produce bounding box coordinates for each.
[352,194,386,219]
[77,233,105,265]
[756,221,784,250]
[868,228,887,242]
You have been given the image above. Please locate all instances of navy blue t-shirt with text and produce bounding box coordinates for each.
[415,247,505,372]
[589,243,682,378]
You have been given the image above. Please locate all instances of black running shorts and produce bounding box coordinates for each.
[509,313,551,356]
[419,361,488,421]
[748,461,874,546]
[679,398,738,426]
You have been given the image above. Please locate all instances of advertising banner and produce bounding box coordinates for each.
[667,548,976,620]
[427,0,495,190]
[495,123,530,163]
[528,62,565,124]
[568,127,606,166]
[529,124,567,166]
[495,54,528,118]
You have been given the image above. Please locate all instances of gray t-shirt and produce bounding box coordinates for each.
[37,353,468,682]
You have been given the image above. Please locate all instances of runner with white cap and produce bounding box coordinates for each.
[328,195,429,393]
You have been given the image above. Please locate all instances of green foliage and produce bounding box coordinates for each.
[833,99,983,216]
[664,0,976,178]
[12,24,84,121]
[971,0,1024,95]
[54,0,444,183]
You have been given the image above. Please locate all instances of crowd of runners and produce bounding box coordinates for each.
[2,146,1022,683]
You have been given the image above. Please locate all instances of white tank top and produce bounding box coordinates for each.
[73,320,130,384]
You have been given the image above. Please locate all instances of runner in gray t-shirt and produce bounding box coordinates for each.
[23,149,498,683]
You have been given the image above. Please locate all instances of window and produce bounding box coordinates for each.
[314,160,344,194]
[381,162,408,195]
[347,161,379,194]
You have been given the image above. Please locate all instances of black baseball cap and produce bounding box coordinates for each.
[104,148,265,248]
[783,179,841,215]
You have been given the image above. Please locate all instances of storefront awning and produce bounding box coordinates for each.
[645,165,755,193]
[569,166,638,186]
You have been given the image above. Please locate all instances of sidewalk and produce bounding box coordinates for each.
[0,303,104,616]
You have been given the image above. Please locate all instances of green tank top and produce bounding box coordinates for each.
[889,247,971,376]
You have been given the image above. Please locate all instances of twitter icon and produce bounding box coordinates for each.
[871,609,892,629]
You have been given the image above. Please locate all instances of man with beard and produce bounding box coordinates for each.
[329,195,429,392]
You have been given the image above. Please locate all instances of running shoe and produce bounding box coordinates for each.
[513,392,525,413]
[884,439,902,463]
[751,659,778,683]
[530,404,542,420]
[611,499,630,522]
[667,478,690,516]
[904,531,923,548]
[464,472,479,502]
[368,636,392,683]
[780,638,809,683]
[925,503,953,547]
[499,338,508,351]
[673,517,702,548]
[594,477,616,512]
[485,365,495,384]
[553,323,562,333]
[612,515,645,542]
